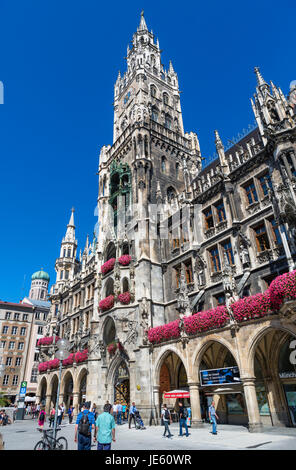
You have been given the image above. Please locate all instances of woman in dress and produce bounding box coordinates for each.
[38,406,46,429]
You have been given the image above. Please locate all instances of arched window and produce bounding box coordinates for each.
[163,93,169,105]
[122,243,129,255]
[161,156,166,172]
[67,249,71,258]
[176,162,179,177]
[122,278,129,293]
[105,278,114,297]
[151,85,157,98]
[151,106,158,122]
[165,114,172,129]
[167,186,177,202]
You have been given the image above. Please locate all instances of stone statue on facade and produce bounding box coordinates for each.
[176,268,191,317]
[139,297,150,345]
[222,253,239,325]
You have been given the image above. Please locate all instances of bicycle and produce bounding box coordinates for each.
[34,427,68,450]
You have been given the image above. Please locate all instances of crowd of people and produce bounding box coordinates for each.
[2,397,219,450]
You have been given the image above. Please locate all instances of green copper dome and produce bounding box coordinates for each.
[31,270,50,282]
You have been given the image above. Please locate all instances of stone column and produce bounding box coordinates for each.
[242,377,263,432]
[58,393,64,406]
[153,385,160,423]
[72,392,80,419]
[45,394,51,415]
[188,382,203,428]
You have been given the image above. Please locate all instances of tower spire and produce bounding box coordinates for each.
[68,207,75,228]
[254,66,268,88]
[138,10,148,31]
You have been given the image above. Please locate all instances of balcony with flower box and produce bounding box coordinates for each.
[147,270,296,345]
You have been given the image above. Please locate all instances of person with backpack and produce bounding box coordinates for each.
[178,401,189,437]
[75,402,95,450]
[161,404,173,439]
[38,406,46,429]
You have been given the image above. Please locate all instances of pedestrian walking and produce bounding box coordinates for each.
[122,404,126,421]
[113,402,118,422]
[49,407,55,428]
[208,400,219,435]
[117,402,122,425]
[61,403,65,422]
[94,403,116,450]
[128,402,137,429]
[67,406,74,424]
[75,402,95,450]
[161,404,173,439]
[57,405,63,425]
[91,403,98,420]
[178,401,189,437]
[105,401,112,414]
[38,406,46,429]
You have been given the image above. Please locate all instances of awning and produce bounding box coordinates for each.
[24,396,36,402]
[163,390,190,399]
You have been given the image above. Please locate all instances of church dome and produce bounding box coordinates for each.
[31,270,50,282]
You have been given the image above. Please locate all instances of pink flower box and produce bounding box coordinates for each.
[48,358,60,370]
[117,292,131,305]
[62,353,74,366]
[99,295,115,312]
[75,349,88,363]
[37,336,60,346]
[269,270,296,310]
[38,361,49,372]
[101,258,116,275]
[118,255,132,266]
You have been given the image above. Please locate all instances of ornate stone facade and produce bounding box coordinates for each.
[37,14,296,431]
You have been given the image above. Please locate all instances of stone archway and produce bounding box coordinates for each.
[196,340,244,426]
[50,374,59,409]
[61,371,74,410]
[248,325,296,427]
[39,376,47,406]
[154,348,189,420]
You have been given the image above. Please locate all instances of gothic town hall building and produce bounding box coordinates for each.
[37,13,296,431]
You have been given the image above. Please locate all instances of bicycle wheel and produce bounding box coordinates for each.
[34,440,49,450]
[56,436,68,450]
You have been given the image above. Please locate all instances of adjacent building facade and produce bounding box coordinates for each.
[36,13,296,430]
[0,270,50,403]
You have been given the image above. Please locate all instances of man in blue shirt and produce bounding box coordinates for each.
[128,402,137,429]
[94,404,116,450]
[75,402,95,450]
[208,401,219,435]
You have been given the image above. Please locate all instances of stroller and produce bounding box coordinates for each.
[134,411,146,430]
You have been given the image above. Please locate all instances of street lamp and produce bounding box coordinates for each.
[52,338,70,441]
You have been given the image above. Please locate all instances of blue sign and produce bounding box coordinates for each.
[200,366,241,386]
[19,381,27,397]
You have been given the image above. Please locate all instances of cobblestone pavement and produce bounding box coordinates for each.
[1,417,296,450]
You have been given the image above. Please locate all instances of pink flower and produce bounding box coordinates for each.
[48,358,60,370]
[117,292,131,305]
[101,258,116,275]
[99,295,115,312]
[269,270,296,310]
[118,255,132,266]
[37,336,60,346]
[75,349,88,363]
[38,361,49,372]
[107,343,117,354]
[62,353,74,366]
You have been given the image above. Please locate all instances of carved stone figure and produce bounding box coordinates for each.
[176,268,191,317]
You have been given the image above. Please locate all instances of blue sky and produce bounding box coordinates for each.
[0,0,295,302]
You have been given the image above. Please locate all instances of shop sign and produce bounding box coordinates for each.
[200,366,241,386]
[279,372,296,379]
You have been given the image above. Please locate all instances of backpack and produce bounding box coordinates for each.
[182,408,188,419]
[39,411,45,422]
[164,409,170,420]
[78,412,90,436]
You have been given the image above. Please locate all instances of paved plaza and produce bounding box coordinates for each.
[1,417,296,451]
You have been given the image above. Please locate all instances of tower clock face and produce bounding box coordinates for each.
[124,90,131,105]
